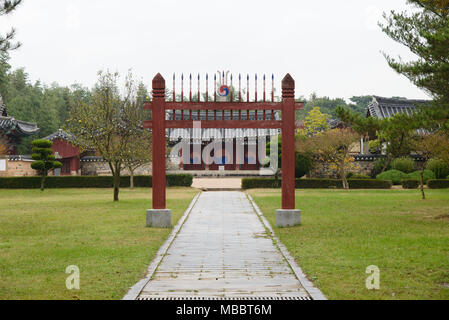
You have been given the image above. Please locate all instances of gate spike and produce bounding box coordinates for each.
[263,74,266,102]
[197,73,200,102]
[206,73,209,102]
[230,74,233,102]
[239,74,242,102]
[246,74,250,102]
[255,74,258,102]
[214,74,217,102]
[189,73,192,102]
[181,73,184,102]
[272,74,275,102]
[173,73,176,102]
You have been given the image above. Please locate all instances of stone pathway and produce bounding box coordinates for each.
[133,191,317,300]
[192,178,242,190]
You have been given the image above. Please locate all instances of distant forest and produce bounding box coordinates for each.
[1,53,372,154]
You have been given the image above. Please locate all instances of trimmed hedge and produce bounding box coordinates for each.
[406,170,436,184]
[426,159,449,179]
[401,179,419,189]
[0,174,193,189]
[241,178,392,189]
[348,174,371,180]
[427,179,449,189]
[376,170,407,185]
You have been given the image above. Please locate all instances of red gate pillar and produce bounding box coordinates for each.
[147,73,172,228]
[276,74,301,227]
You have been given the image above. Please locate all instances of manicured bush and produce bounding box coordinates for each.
[391,157,415,174]
[427,179,449,189]
[401,179,419,189]
[372,158,391,177]
[166,174,193,187]
[406,170,436,184]
[295,153,312,178]
[241,178,392,189]
[242,178,281,189]
[426,159,449,179]
[348,179,392,189]
[376,170,407,185]
[0,174,193,189]
[349,174,371,180]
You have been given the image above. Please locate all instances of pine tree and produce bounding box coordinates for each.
[31,139,62,191]
[380,0,449,131]
[0,0,22,53]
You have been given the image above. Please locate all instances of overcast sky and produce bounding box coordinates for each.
[0,0,428,101]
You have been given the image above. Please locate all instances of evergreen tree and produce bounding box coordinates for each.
[0,0,22,53]
[31,139,62,191]
[380,0,449,131]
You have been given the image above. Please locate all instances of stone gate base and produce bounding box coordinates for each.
[146,209,172,228]
[276,209,301,227]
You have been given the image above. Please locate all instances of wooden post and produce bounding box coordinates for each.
[152,73,166,210]
[281,74,295,210]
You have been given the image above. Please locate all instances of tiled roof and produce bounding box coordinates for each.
[7,155,33,162]
[367,96,429,119]
[0,116,40,136]
[43,129,74,142]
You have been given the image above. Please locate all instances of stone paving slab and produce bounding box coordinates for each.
[191,178,242,190]
[137,191,311,299]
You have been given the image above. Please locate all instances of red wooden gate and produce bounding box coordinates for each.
[144,73,303,212]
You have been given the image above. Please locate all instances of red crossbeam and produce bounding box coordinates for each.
[144,101,304,111]
[144,120,283,129]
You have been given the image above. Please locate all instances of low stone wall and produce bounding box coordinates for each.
[80,158,153,176]
[311,155,380,178]
[1,158,37,177]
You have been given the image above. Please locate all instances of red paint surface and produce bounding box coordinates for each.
[52,139,80,175]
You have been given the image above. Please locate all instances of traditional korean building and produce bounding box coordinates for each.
[367,96,428,119]
[43,129,81,176]
[0,95,40,154]
[167,110,280,171]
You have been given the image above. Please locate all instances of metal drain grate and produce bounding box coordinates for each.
[137,296,312,301]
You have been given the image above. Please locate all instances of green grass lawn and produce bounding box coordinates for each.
[248,189,449,300]
[0,188,197,300]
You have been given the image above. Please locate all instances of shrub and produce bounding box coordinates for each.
[0,174,193,189]
[349,174,371,180]
[241,178,392,189]
[391,157,415,174]
[295,153,312,178]
[242,178,281,189]
[372,158,391,177]
[406,170,436,184]
[401,179,419,189]
[166,174,193,187]
[376,170,407,185]
[427,179,449,189]
[426,159,449,179]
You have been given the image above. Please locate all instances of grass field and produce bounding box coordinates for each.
[248,189,449,300]
[0,188,197,300]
